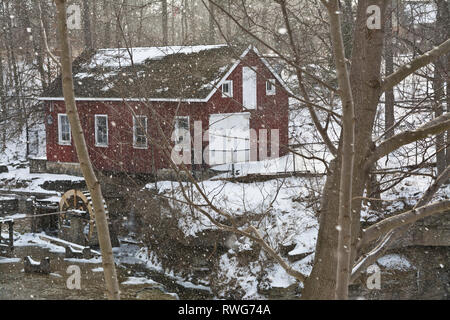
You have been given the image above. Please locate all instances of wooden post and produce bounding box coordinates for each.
[293,152,296,174]
[8,221,14,249]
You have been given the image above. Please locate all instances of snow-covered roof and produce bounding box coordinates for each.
[42,45,241,101]
[88,45,227,68]
[41,44,292,102]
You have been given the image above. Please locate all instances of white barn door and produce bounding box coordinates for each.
[209,113,250,165]
[242,67,257,109]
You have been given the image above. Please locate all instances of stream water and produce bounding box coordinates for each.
[0,243,213,300]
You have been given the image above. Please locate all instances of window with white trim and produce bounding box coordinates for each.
[133,115,148,149]
[95,115,108,147]
[58,114,71,145]
[221,80,233,98]
[174,116,190,144]
[266,79,276,95]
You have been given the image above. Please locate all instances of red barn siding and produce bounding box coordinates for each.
[45,51,289,174]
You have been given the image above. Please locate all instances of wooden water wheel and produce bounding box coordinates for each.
[59,189,108,243]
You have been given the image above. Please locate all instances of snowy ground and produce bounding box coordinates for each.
[0,83,447,298]
[0,165,84,196]
[0,165,446,299]
[1,150,447,299]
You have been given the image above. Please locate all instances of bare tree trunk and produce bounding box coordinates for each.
[0,52,5,151]
[208,0,215,44]
[137,1,144,46]
[103,0,111,47]
[439,0,450,169]
[114,2,125,48]
[447,50,450,168]
[82,0,93,50]
[171,0,176,44]
[24,0,48,90]
[162,0,168,45]
[325,0,356,300]
[92,0,98,48]
[181,0,187,41]
[226,0,231,39]
[54,0,120,300]
[342,0,353,59]
[5,3,28,156]
[434,64,446,175]
[384,1,395,138]
[39,0,52,86]
[434,0,447,175]
[303,0,387,300]
[186,0,193,42]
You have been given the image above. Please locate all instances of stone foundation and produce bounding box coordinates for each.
[30,159,83,176]
[46,161,83,176]
[31,159,218,182]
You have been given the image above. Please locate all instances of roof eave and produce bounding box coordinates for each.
[37,97,209,103]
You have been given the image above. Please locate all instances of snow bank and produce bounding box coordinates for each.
[121,277,158,286]
[0,257,21,264]
[377,254,414,271]
[0,166,84,196]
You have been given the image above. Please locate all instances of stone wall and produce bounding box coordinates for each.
[45,161,83,176]
[30,159,83,177]
[349,246,449,300]
[392,212,450,248]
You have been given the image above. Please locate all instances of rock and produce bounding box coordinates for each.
[0,165,8,173]
[259,283,300,300]
[135,287,178,300]
[40,180,86,192]
[349,247,449,300]
[279,243,296,256]
[24,256,51,274]
[65,246,93,259]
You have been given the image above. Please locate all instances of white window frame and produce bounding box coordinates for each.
[174,116,190,144]
[95,114,109,147]
[58,113,71,145]
[266,79,276,95]
[221,80,233,98]
[133,115,148,149]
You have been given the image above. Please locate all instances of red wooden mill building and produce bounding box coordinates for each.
[38,45,290,176]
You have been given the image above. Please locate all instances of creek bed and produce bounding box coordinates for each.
[0,238,213,300]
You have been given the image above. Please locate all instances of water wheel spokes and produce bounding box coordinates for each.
[59,189,96,242]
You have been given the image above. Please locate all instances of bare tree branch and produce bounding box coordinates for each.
[361,200,450,249]
[38,2,61,68]
[278,0,338,156]
[366,113,450,168]
[351,165,450,282]
[381,38,450,92]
